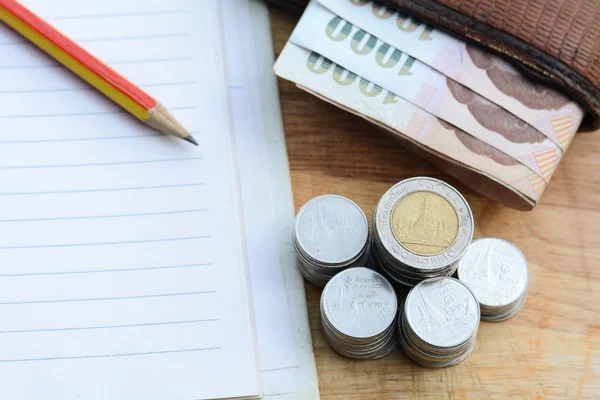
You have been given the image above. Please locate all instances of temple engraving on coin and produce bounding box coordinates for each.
[412,282,478,346]
[320,268,398,359]
[399,276,480,367]
[372,178,473,287]
[324,269,396,334]
[294,195,370,286]
[458,238,529,320]
[407,277,479,346]
[391,191,459,255]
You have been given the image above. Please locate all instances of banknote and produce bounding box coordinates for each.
[304,86,537,210]
[318,0,584,152]
[273,42,546,205]
[289,1,562,183]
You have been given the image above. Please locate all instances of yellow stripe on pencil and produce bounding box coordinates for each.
[0,0,197,145]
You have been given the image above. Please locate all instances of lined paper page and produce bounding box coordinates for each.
[221,0,298,373]
[0,1,260,399]
[245,1,320,397]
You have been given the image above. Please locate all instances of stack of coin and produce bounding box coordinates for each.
[372,177,474,288]
[457,238,529,321]
[293,195,370,287]
[320,267,397,359]
[398,277,480,368]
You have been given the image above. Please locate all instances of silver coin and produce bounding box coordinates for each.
[295,195,369,264]
[294,231,371,272]
[322,267,397,339]
[295,235,370,288]
[457,238,529,308]
[397,314,477,368]
[404,277,480,348]
[398,276,480,368]
[480,292,527,322]
[374,177,473,271]
[329,330,397,360]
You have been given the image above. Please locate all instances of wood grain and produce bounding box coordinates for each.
[268,6,600,400]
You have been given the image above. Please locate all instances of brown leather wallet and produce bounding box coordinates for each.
[268,0,600,130]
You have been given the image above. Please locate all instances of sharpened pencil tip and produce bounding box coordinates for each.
[184,135,199,146]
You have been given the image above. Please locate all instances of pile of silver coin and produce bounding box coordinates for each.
[293,195,370,287]
[320,267,397,359]
[294,179,530,366]
[372,177,474,288]
[457,238,529,321]
[398,276,480,368]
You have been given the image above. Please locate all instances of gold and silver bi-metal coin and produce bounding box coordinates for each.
[458,238,529,321]
[398,276,480,368]
[294,195,370,287]
[321,267,398,360]
[372,177,474,288]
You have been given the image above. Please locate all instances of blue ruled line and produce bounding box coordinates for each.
[110,57,192,65]
[0,105,196,119]
[0,130,201,144]
[0,33,191,47]
[0,183,205,196]
[0,109,125,117]
[0,209,207,222]
[0,81,195,94]
[77,33,189,43]
[0,134,164,144]
[0,347,221,363]
[0,290,215,305]
[0,57,192,70]
[0,236,209,250]
[47,9,188,21]
[0,157,201,170]
[0,262,212,277]
[0,319,218,334]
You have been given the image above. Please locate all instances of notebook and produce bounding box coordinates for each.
[0,0,300,398]
[225,1,319,398]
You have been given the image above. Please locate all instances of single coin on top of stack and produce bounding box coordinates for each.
[320,267,398,360]
[372,177,474,288]
[293,195,370,287]
[398,276,480,368]
[457,238,529,321]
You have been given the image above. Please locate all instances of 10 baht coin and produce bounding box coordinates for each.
[373,177,474,287]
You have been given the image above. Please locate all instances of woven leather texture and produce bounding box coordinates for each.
[382,0,600,129]
[267,0,600,129]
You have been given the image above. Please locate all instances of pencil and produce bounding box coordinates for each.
[0,0,197,146]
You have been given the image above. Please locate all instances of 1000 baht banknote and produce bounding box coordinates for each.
[318,0,583,152]
[273,42,546,205]
[289,1,561,184]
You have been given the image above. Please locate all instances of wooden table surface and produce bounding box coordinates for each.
[268,6,600,400]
